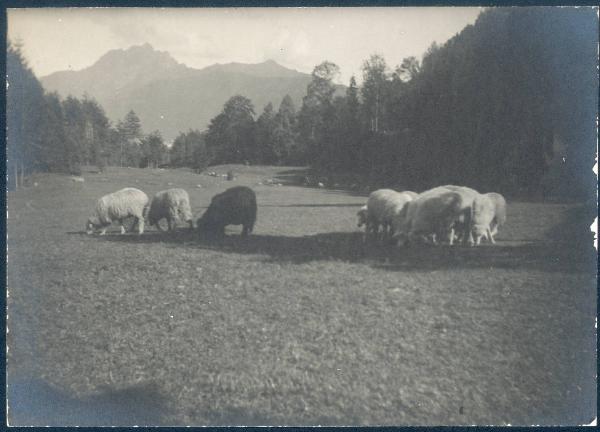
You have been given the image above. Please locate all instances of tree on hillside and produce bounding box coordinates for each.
[119,110,143,140]
[255,102,277,164]
[116,110,144,167]
[62,96,87,172]
[340,76,362,171]
[273,95,298,165]
[141,131,168,168]
[361,54,389,133]
[39,92,69,173]
[81,96,112,171]
[297,61,340,166]
[206,95,256,164]
[395,56,421,83]
[170,129,208,169]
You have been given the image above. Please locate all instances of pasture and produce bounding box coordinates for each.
[6,165,597,426]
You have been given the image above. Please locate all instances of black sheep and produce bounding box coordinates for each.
[197,186,257,237]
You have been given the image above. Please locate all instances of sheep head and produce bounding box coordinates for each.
[86,217,100,235]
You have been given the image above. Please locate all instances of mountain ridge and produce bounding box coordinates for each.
[40,44,318,140]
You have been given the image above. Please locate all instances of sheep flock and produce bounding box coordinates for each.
[86,183,506,247]
[357,185,507,247]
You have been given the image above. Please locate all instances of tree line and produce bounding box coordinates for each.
[193,7,596,200]
[8,7,597,200]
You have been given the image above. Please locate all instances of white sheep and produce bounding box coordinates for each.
[397,190,469,246]
[86,188,149,235]
[471,194,496,245]
[483,192,507,242]
[356,205,372,242]
[147,188,194,231]
[385,191,419,240]
[367,189,416,242]
[403,191,419,200]
[437,185,481,245]
[357,205,369,229]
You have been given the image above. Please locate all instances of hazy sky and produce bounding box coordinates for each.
[8,7,481,84]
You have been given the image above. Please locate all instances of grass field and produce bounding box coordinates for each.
[6,165,597,426]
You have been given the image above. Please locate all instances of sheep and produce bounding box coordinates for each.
[356,205,369,229]
[197,186,257,237]
[365,189,399,241]
[484,192,507,241]
[434,185,481,245]
[471,194,496,245]
[356,205,372,242]
[366,189,416,242]
[86,188,149,235]
[396,190,470,246]
[147,188,194,232]
[384,191,419,240]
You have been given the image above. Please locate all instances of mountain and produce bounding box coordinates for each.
[41,44,319,141]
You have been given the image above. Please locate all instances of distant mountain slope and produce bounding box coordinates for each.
[40,44,320,141]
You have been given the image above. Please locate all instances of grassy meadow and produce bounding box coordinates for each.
[6,165,597,426]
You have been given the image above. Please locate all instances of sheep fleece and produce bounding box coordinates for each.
[148,188,193,226]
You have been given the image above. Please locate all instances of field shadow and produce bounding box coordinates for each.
[100,229,596,274]
[7,377,172,426]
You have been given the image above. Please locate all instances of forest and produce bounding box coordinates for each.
[7,7,597,200]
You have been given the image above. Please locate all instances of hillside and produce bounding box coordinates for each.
[41,44,317,140]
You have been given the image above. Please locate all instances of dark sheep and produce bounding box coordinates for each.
[197,186,257,237]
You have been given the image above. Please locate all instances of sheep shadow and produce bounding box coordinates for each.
[7,377,172,426]
[100,229,596,274]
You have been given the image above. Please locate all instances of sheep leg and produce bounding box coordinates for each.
[487,227,496,244]
[466,231,475,247]
[118,219,126,235]
[136,217,145,235]
[167,218,173,232]
[448,227,455,246]
[241,225,250,237]
[490,223,498,237]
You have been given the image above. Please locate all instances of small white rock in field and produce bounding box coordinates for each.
[33,182,38,187]
[196,184,203,188]
[70,176,85,183]
[318,182,325,188]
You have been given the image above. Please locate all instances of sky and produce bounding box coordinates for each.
[8,7,482,84]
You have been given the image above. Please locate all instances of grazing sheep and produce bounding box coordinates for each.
[147,188,194,232]
[357,205,369,229]
[471,194,496,245]
[484,192,507,241]
[366,189,397,241]
[366,189,416,242]
[395,189,470,246]
[385,191,419,240]
[86,188,149,235]
[356,205,372,242]
[437,185,481,245]
[197,186,257,237]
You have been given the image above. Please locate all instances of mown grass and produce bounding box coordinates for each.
[6,165,597,426]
